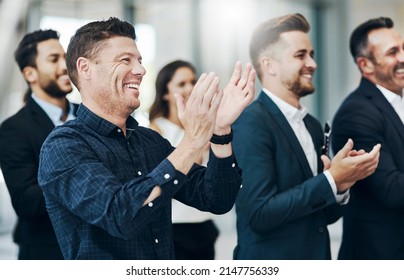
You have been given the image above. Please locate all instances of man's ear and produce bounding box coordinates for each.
[22,66,37,83]
[261,55,277,76]
[357,56,374,74]
[77,57,91,80]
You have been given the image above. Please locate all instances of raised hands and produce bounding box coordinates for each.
[322,139,381,193]
[170,62,256,172]
[215,61,256,135]
[175,72,222,150]
[176,62,256,144]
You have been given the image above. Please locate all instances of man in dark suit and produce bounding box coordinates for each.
[232,13,381,260]
[0,29,76,259]
[332,17,404,259]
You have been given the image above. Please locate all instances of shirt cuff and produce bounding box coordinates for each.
[149,158,187,198]
[323,170,350,205]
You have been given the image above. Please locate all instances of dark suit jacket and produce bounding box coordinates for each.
[0,96,78,259]
[232,91,345,260]
[332,77,404,260]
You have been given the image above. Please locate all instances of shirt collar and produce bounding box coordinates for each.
[31,93,75,126]
[262,88,308,123]
[376,84,403,105]
[76,104,139,137]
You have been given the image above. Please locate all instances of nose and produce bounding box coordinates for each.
[60,56,68,71]
[131,62,146,77]
[398,48,404,63]
[306,55,317,70]
[185,83,194,94]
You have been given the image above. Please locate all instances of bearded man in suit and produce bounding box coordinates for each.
[332,17,404,260]
[232,13,381,260]
[0,29,77,259]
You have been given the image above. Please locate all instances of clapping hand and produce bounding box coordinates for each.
[215,61,256,135]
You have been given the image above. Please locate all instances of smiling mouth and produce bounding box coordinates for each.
[58,74,71,82]
[396,68,404,75]
[124,83,140,90]
[302,73,313,80]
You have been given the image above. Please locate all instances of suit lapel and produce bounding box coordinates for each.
[303,115,323,174]
[361,78,404,142]
[27,96,55,137]
[258,92,314,178]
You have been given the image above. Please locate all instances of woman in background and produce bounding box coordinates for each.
[149,60,218,260]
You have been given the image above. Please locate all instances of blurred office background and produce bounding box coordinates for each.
[1,0,404,259]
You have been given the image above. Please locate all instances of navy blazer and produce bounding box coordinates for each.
[232,91,345,260]
[0,96,78,259]
[332,77,404,259]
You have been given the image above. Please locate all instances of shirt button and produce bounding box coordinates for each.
[173,179,178,185]
[137,171,142,176]
[155,239,159,244]
[148,202,153,207]
[318,227,324,233]
[232,163,236,168]
[164,174,170,179]
[117,129,121,133]
[240,184,243,188]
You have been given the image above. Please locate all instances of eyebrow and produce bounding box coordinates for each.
[115,52,142,60]
[46,53,63,59]
[385,45,400,54]
[295,49,315,56]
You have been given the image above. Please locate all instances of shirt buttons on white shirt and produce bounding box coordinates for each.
[173,179,178,185]
[155,239,159,244]
[164,174,170,180]
[137,171,142,176]
[232,163,236,168]
[148,202,153,207]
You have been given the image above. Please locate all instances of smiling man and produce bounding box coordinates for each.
[332,17,404,260]
[232,13,381,260]
[37,17,256,260]
[0,29,76,259]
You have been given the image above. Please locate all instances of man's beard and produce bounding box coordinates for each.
[284,79,314,98]
[42,79,72,98]
[374,62,404,89]
[286,73,315,98]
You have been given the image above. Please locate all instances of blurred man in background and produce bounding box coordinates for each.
[0,29,76,259]
[332,17,404,259]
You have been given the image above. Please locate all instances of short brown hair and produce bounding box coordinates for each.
[250,13,310,80]
[66,17,136,89]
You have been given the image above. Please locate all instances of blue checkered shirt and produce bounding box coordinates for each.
[38,104,241,259]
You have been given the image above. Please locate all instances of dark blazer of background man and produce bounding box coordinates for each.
[233,13,381,260]
[0,29,76,259]
[332,17,404,260]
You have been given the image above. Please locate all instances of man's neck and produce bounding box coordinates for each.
[264,85,301,109]
[82,99,128,134]
[364,75,403,96]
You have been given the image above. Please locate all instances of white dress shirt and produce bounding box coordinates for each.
[32,93,75,126]
[376,84,404,124]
